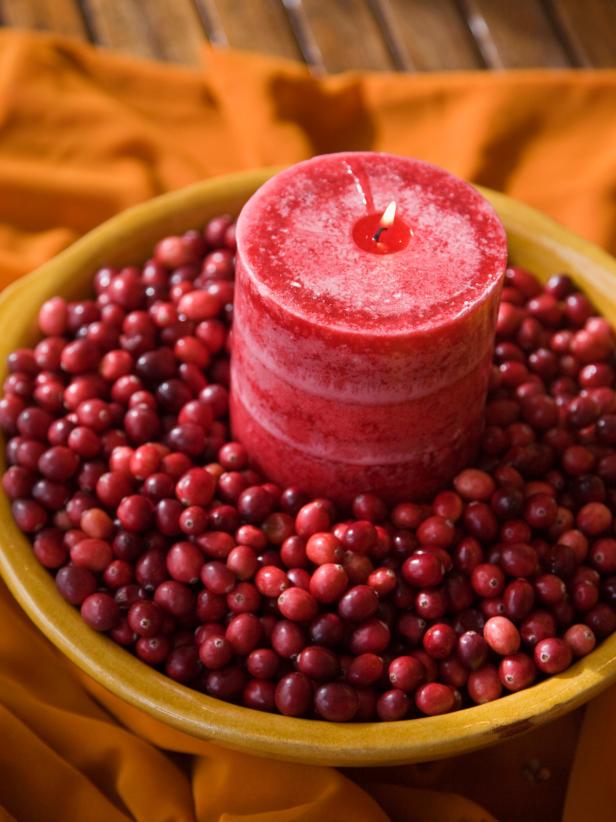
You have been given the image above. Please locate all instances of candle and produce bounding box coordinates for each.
[231,152,507,504]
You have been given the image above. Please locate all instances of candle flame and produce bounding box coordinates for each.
[380,201,397,227]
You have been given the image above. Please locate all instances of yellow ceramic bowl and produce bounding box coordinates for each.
[1,169,616,767]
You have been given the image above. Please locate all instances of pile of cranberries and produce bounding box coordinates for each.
[1,213,616,723]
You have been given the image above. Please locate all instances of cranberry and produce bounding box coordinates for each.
[337,585,378,622]
[454,468,495,501]
[127,601,163,638]
[306,532,343,565]
[296,646,339,681]
[247,648,279,680]
[342,520,377,554]
[342,653,382,688]
[456,631,488,670]
[467,665,502,704]
[309,563,348,603]
[499,653,536,691]
[402,552,444,587]
[534,638,572,674]
[348,618,390,655]
[471,563,504,598]
[387,655,423,691]
[422,623,456,659]
[314,682,358,721]
[226,581,261,614]
[271,620,306,658]
[81,592,119,631]
[564,624,596,657]
[483,616,521,655]
[415,682,455,715]
[154,580,195,619]
[585,603,616,637]
[503,579,535,621]
[277,587,317,622]
[226,613,262,656]
[275,672,312,717]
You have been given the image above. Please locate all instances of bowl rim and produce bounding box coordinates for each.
[1,169,616,767]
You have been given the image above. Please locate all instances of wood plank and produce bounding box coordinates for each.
[282,0,326,73]
[212,0,302,61]
[367,0,414,71]
[461,0,571,67]
[80,0,161,60]
[388,0,482,70]
[139,0,205,65]
[193,0,229,46]
[301,0,395,72]
[0,0,88,37]
[80,0,206,65]
[548,0,616,67]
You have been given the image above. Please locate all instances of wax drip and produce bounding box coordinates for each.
[342,158,375,212]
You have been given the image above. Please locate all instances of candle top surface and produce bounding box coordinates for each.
[237,152,507,334]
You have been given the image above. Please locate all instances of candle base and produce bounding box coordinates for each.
[230,391,484,507]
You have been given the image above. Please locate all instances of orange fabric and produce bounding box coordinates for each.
[0,28,615,822]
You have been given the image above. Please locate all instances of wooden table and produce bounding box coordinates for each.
[0,0,614,72]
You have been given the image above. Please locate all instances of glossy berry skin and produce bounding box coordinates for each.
[415,683,455,716]
[6,223,616,725]
[388,656,424,691]
[534,637,573,674]
[402,552,444,587]
[314,683,359,722]
[377,689,410,721]
[277,588,318,622]
[498,653,536,691]
[422,623,456,660]
[483,616,521,656]
[467,665,503,704]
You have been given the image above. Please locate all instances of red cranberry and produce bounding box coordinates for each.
[81,592,119,631]
[275,672,312,717]
[422,623,456,660]
[309,563,348,603]
[456,631,488,670]
[483,616,520,655]
[415,682,455,715]
[296,646,339,681]
[534,638,572,674]
[585,603,616,637]
[277,587,317,622]
[271,621,306,658]
[377,689,410,721]
[564,624,596,657]
[314,682,358,721]
[127,601,163,638]
[348,618,390,655]
[337,585,378,622]
[499,653,536,691]
[344,653,382,687]
[402,552,444,587]
[471,563,504,598]
[468,665,502,704]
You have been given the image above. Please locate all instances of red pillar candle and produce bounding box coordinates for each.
[231,152,507,505]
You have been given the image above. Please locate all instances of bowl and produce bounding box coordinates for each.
[1,169,616,767]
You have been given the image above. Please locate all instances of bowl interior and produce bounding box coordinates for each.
[1,169,616,767]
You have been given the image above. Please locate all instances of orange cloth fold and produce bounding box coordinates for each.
[0,29,616,822]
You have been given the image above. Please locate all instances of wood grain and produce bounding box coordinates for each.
[388,0,482,71]
[548,0,616,67]
[0,0,88,37]
[81,0,205,64]
[0,0,613,71]
[301,0,395,72]
[213,0,301,61]
[467,0,571,67]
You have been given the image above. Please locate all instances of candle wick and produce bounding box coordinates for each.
[372,226,388,243]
